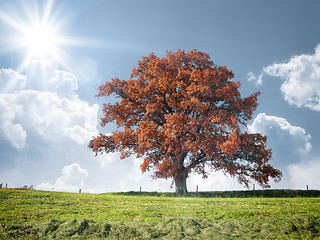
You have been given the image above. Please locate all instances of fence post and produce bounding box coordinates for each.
[5,184,7,188]
[253,184,255,191]
[196,185,198,193]
[306,185,309,191]
[0,183,2,188]
[79,189,81,193]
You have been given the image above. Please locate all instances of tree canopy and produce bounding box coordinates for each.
[89,49,282,194]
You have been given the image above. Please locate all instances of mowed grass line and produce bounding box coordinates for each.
[0,189,319,239]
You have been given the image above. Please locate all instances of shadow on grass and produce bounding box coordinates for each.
[1,216,319,239]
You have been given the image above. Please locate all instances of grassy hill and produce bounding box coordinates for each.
[0,189,319,239]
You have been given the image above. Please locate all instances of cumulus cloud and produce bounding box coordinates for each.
[0,63,173,193]
[25,60,79,97]
[37,163,89,192]
[0,61,173,193]
[0,60,100,190]
[0,89,98,148]
[0,68,26,93]
[0,97,26,149]
[189,111,315,190]
[0,65,98,150]
[248,113,312,156]
[247,113,313,188]
[251,45,320,111]
[49,70,79,98]
[3,55,317,192]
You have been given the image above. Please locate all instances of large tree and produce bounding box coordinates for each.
[89,49,282,194]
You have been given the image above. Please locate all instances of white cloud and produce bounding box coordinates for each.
[247,113,314,188]
[188,171,246,191]
[2,121,26,150]
[25,59,79,97]
[0,68,26,93]
[0,65,98,149]
[89,153,173,193]
[259,45,320,111]
[0,97,26,149]
[288,159,320,190]
[24,59,57,91]
[0,90,98,147]
[0,63,172,194]
[37,163,89,192]
[57,163,89,187]
[49,70,78,98]
[2,55,317,193]
[247,71,255,82]
[248,113,311,155]
[93,153,247,192]
[188,111,316,190]
[0,63,100,191]
[247,71,263,86]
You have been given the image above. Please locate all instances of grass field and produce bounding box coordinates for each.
[0,189,319,239]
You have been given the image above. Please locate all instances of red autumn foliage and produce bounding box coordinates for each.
[89,49,282,193]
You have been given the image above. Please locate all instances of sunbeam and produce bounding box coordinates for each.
[0,0,77,72]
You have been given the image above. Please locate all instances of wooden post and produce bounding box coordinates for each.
[5,184,7,188]
[253,184,255,191]
[196,185,198,193]
[79,189,81,193]
[306,185,309,191]
[0,183,2,188]
[140,186,142,192]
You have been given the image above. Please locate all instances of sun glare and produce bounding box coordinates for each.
[24,23,58,59]
[0,0,75,71]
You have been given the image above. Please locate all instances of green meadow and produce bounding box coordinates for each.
[0,189,319,239]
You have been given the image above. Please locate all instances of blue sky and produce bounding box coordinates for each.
[0,0,320,192]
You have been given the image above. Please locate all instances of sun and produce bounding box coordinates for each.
[0,0,74,71]
[24,22,59,60]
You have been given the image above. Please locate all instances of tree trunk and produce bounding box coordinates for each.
[175,173,187,195]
